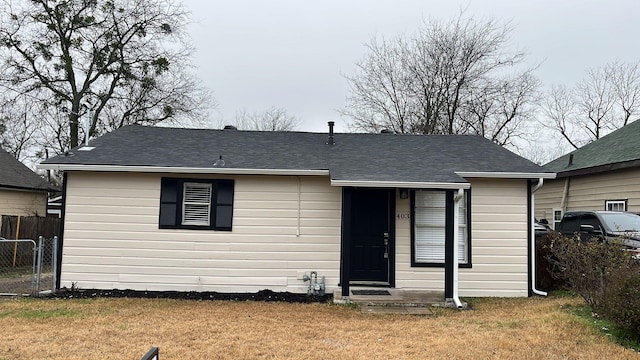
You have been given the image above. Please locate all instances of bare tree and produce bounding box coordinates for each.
[0,94,39,161]
[543,60,640,149]
[609,60,640,126]
[461,70,539,146]
[542,85,582,149]
[342,37,414,134]
[0,0,212,158]
[230,107,300,131]
[341,12,539,148]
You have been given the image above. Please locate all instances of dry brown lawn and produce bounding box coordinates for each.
[0,295,637,359]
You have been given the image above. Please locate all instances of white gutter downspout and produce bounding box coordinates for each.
[452,188,464,309]
[531,178,547,296]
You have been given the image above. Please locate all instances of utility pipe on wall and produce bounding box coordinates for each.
[452,188,464,309]
[560,178,570,213]
[531,178,547,296]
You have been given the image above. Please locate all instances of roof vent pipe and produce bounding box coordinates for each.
[213,155,225,167]
[568,154,573,166]
[326,121,335,145]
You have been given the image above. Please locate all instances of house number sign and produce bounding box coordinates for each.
[396,213,410,220]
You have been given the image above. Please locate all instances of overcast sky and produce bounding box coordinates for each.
[184,0,640,139]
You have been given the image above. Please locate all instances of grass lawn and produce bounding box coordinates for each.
[0,294,637,359]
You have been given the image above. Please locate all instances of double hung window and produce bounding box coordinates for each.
[412,190,470,266]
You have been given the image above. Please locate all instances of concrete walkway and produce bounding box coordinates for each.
[334,288,445,315]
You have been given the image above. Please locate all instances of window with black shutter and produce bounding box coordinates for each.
[159,177,234,231]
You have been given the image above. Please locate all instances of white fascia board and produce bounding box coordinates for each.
[330,180,470,189]
[455,171,557,179]
[36,163,330,176]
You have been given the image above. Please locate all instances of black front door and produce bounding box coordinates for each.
[349,188,393,283]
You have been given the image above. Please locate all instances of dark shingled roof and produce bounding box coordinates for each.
[545,119,640,176]
[42,125,550,183]
[0,148,53,192]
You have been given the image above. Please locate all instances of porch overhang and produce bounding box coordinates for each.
[455,171,556,179]
[331,180,470,189]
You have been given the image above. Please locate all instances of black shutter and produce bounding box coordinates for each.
[159,178,179,228]
[215,180,234,230]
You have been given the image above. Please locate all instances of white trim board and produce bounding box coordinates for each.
[330,180,470,189]
[37,164,554,184]
[455,171,556,179]
[37,164,330,176]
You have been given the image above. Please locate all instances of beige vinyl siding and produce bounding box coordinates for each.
[564,168,640,212]
[534,178,565,225]
[0,189,47,216]
[395,179,529,297]
[535,167,640,218]
[60,172,341,293]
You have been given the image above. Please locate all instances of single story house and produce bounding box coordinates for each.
[39,123,555,303]
[536,119,640,229]
[0,148,54,217]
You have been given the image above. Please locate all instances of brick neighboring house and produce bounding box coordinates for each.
[0,148,54,216]
[536,119,640,230]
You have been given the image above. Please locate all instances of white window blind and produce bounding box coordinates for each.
[414,190,468,264]
[182,183,212,226]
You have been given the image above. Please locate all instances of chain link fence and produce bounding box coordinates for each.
[0,236,58,296]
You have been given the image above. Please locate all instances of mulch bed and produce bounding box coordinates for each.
[48,288,333,303]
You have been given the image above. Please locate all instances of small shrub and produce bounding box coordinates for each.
[548,232,640,340]
[536,231,565,291]
[603,271,640,339]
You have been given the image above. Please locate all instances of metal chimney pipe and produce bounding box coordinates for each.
[327,121,335,145]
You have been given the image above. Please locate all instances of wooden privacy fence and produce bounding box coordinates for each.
[0,215,60,268]
[1,215,60,241]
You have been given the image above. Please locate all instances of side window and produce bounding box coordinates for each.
[159,178,234,231]
[605,200,627,212]
[552,209,563,230]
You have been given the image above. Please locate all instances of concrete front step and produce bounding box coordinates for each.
[333,288,446,313]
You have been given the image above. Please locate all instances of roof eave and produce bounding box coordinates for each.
[37,163,330,176]
[553,159,640,178]
[0,184,54,193]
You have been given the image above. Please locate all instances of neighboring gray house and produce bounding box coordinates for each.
[39,123,554,301]
[536,119,640,230]
[0,148,53,216]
